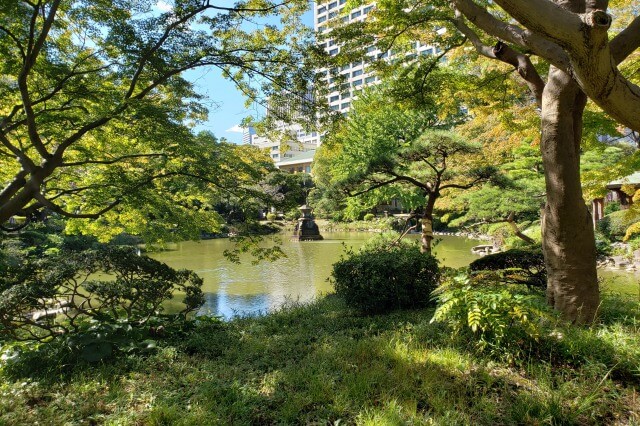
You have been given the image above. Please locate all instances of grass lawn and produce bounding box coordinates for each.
[1,294,639,425]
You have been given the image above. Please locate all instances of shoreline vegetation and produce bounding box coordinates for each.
[1,293,638,425]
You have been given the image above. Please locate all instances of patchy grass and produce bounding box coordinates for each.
[1,294,640,425]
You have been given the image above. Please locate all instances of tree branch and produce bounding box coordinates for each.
[610,16,640,65]
[60,153,167,167]
[453,11,545,105]
[18,0,62,159]
[450,0,570,71]
[0,25,26,59]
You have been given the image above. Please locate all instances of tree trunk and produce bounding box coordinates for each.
[421,194,437,254]
[540,65,599,324]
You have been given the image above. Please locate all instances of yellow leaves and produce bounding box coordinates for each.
[623,221,640,242]
[621,183,637,197]
[457,105,540,158]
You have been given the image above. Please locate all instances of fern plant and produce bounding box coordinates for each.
[431,273,554,357]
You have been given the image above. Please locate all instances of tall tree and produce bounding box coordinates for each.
[0,0,315,231]
[327,0,640,323]
[315,89,496,253]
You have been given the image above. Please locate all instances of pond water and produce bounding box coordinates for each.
[152,232,640,319]
[151,232,480,319]
[599,269,640,301]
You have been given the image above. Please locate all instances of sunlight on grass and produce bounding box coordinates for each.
[1,295,639,424]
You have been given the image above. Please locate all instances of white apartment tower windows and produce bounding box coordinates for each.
[315,2,439,116]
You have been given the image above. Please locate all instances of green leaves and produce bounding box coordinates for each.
[431,273,554,356]
[0,0,316,228]
[0,245,204,342]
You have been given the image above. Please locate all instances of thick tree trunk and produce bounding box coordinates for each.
[540,65,599,324]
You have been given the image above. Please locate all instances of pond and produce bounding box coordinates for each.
[152,232,640,319]
[151,232,480,319]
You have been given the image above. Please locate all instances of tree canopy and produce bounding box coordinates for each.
[0,0,316,233]
[315,87,496,252]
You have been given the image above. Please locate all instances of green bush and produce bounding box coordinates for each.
[266,212,277,221]
[604,201,620,215]
[284,208,301,221]
[598,209,640,239]
[363,213,375,221]
[594,230,612,256]
[431,273,554,359]
[469,248,546,288]
[0,246,204,343]
[331,237,440,314]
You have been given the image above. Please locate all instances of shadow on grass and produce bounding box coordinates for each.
[2,293,640,425]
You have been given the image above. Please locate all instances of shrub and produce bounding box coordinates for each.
[266,212,277,221]
[331,237,440,314]
[594,230,612,257]
[363,213,375,222]
[431,273,554,358]
[0,246,204,342]
[604,201,620,215]
[284,208,301,221]
[469,248,546,288]
[623,221,640,242]
[599,209,640,239]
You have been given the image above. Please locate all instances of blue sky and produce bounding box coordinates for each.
[181,4,315,144]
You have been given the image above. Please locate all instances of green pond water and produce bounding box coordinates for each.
[151,232,640,319]
[151,232,479,319]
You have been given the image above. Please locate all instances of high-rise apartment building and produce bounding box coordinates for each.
[316,2,439,115]
[247,2,439,170]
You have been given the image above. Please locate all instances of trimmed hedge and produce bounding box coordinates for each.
[469,248,546,288]
[332,243,440,314]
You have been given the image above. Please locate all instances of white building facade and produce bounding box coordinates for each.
[247,1,440,169]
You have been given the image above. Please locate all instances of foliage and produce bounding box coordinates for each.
[444,118,546,239]
[61,132,288,243]
[604,202,621,216]
[581,145,634,201]
[284,208,302,221]
[597,209,640,239]
[0,0,317,236]
[2,293,639,424]
[594,230,613,257]
[0,245,204,342]
[363,213,375,222]
[623,221,640,242]
[331,235,440,314]
[469,248,546,288]
[266,213,277,222]
[259,172,313,213]
[431,274,553,358]
[315,87,496,209]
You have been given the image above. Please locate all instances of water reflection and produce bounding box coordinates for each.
[200,292,270,320]
[151,232,481,319]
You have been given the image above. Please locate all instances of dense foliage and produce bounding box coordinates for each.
[332,236,440,314]
[597,209,640,239]
[0,0,318,240]
[431,273,552,358]
[0,245,203,342]
[469,248,546,289]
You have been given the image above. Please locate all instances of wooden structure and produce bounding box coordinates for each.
[592,172,640,228]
